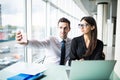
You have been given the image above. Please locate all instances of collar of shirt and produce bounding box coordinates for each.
[57,37,68,42]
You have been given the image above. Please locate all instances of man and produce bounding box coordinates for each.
[16,17,71,65]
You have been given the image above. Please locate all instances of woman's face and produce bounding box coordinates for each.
[79,20,94,34]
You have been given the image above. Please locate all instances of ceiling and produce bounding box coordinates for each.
[73,0,117,18]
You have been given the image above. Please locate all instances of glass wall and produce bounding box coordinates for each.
[0,0,86,66]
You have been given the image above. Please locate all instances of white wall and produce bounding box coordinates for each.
[114,0,120,78]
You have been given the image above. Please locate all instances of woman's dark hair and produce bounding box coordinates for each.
[81,16,97,57]
[58,17,71,29]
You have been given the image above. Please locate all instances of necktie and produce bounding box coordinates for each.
[60,40,66,65]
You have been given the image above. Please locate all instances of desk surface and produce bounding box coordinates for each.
[0,62,69,80]
[0,62,119,80]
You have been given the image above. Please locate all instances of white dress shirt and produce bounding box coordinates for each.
[27,36,72,65]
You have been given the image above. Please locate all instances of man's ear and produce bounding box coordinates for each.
[91,26,95,30]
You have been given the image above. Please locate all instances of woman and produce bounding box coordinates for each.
[69,16,104,64]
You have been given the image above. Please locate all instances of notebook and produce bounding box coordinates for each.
[68,60,116,80]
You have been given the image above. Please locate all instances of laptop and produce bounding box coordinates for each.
[67,60,116,80]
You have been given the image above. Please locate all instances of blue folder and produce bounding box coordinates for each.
[7,72,44,80]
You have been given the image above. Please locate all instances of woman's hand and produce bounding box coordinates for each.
[79,58,84,61]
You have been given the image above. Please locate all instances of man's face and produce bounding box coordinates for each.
[58,22,70,39]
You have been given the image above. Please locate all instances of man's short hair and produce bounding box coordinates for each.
[58,17,70,29]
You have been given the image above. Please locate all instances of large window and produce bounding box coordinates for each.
[0,0,25,69]
[31,0,46,63]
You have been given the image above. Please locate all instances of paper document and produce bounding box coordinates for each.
[19,63,47,75]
